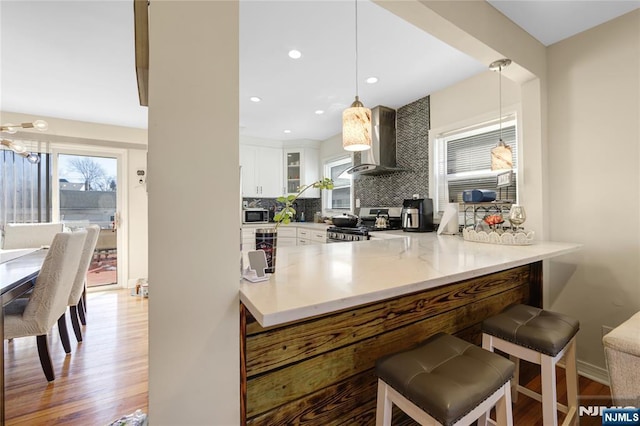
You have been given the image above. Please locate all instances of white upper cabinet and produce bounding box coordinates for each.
[240,145,283,198]
[284,147,319,198]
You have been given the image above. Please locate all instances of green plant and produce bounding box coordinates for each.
[273,178,334,229]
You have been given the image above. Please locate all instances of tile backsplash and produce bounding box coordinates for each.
[354,96,430,207]
[243,197,321,223]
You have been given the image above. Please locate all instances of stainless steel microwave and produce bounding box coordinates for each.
[243,208,269,224]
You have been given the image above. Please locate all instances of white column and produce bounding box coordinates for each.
[148,1,240,424]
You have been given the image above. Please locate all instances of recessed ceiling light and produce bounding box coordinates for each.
[288,49,302,59]
[283,129,292,134]
[366,77,378,84]
[250,96,261,102]
[315,110,324,115]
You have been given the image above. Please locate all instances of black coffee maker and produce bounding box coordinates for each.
[401,198,434,232]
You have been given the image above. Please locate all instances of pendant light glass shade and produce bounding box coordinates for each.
[1,119,47,165]
[342,0,371,152]
[343,96,371,151]
[489,58,513,171]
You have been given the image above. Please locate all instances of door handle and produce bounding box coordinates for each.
[112,212,120,230]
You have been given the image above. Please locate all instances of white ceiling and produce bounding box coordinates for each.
[1,1,638,142]
[487,0,639,47]
[1,1,146,129]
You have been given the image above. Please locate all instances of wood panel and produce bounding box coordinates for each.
[133,0,149,106]
[242,263,541,424]
[247,285,528,419]
[245,266,531,376]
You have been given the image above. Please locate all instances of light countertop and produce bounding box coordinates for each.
[240,233,581,327]
[242,222,330,231]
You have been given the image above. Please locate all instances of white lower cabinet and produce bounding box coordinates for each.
[241,227,257,251]
[297,227,327,245]
[243,226,326,248]
[311,230,327,243]
[276,227,297,246]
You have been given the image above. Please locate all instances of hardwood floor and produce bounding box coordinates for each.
[5,289,148,425]
[512,366,611,426]
[4,290,610,425]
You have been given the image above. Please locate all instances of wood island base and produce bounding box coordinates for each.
[240,261,541,425]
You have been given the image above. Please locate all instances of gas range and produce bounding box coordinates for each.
[326,207,402,242]
[326,226,371,242]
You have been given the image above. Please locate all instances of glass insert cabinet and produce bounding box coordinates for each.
[286,151,301,194]
[283,148,319,198]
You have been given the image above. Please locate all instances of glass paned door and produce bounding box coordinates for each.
[58,153,118,287]
[286,152,301,194]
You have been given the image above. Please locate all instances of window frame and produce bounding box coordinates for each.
[322,154,353,214]
[430,114,518,216]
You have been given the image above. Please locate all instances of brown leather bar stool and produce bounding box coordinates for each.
[375,332,515,426]
[482,304,580,426]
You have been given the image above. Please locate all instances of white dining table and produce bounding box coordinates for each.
[0,248,39,264]
[0,248,48,425]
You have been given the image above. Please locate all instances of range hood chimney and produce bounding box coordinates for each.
[345,105,407,176]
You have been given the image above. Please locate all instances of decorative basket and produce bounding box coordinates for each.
[462,227,534,245]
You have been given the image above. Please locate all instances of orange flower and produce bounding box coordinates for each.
[483,214,504,226]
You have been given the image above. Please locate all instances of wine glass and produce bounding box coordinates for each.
[508,205,526,231]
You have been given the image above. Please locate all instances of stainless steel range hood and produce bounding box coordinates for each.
[345,105,407,176]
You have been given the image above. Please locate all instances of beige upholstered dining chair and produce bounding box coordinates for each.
[66,225,100,342]
[4,230,87,381]
[603,311,640,407]
[1,222,63,249]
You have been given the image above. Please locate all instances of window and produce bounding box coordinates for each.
[324,156,352,211]
[0,148,51,228]
[433,117,517,214]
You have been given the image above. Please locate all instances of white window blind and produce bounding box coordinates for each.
[0,148,51,227]
[434,119,517,214]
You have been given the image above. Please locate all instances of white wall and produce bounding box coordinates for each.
[319,133,345,163]
[0,111,147,145]
[430,71,520,131]
[546,10,640,377]
[128,148,148,285]
[147,1,239,424]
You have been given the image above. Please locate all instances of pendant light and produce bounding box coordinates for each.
[342,0,371,152]
[489,58,513,171]
[0,119,48,164]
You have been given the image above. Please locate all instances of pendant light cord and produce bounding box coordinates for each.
[354,0,359,99]
[498,64,503,143]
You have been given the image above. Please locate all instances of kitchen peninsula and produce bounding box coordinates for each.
[239,233,580,425]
